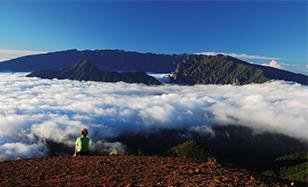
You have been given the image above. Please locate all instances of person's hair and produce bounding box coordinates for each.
[81,128,88,136]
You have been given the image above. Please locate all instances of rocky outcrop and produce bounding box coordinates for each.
[0,156,287,186]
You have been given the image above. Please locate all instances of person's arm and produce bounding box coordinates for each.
[73,138,80,157]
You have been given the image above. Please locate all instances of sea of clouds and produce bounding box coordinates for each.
[0,73,307,160]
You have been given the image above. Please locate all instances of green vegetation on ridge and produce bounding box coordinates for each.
[171,55,270,85]
[262,152,308,183]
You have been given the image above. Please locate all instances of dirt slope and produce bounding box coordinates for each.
[0,156,287,186]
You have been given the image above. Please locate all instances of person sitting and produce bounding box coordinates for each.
[73,128,90,157]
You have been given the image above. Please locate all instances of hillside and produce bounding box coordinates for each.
[0,156,287,186]
[170,55,308,85]
[27,60,162,85]
[262,152,308,183]
[0,49,180,73]
[1,49,307,85]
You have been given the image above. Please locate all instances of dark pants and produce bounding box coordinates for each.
[76,151,90,156]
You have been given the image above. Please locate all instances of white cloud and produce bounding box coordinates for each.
[197,51,280,61]
[0,49,46,62]
[0,142,47,160]
[90,141,127,155]
[262,59,283,69]
[147,73,171,83]
[0,73,307,160]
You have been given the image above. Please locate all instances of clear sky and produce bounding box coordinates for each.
[0,1,307,74]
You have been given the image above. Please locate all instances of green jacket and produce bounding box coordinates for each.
[75,136,90,152]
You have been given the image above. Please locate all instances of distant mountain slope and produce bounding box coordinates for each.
[170,55,308,85]
[0,49,182,73]
[1,49,307,85]
[27,60,162,85]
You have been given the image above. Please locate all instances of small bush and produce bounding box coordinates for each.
[168,140,211,162]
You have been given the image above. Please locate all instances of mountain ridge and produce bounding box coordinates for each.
[170,55,307,85]
[0,49,181,73]
[26,60,162,85]
[1,49,307,85]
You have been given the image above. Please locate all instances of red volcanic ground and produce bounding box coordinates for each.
[0,156,287,186]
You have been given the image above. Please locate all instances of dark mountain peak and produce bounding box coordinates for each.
[58,60,102,81]
[215,54,225,58]
[71,60,97,71]
[66,49,79,52]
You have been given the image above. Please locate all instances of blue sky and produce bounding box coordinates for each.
[0,1,307,74]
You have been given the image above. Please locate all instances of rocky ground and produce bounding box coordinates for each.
[0,156,288,186]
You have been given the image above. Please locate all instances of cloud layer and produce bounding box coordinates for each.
[0,73,307,160]
[262,59,283,69]
[0,49,45,62]
[197,51,280,61]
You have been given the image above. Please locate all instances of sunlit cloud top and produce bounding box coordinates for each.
[0,73,307,160]
[0,49,46,62]
[197,51,280,61]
